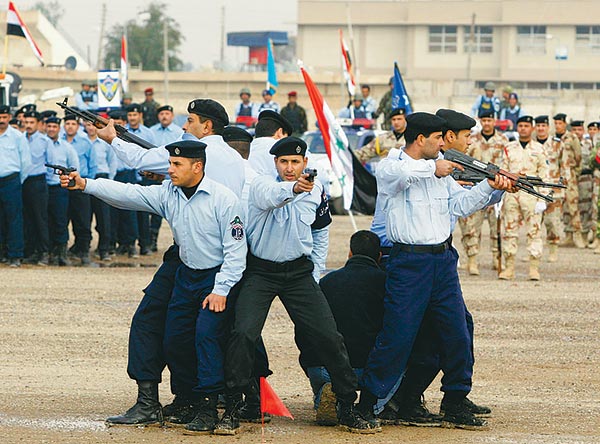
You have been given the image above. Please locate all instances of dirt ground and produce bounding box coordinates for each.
[1,214,599,444]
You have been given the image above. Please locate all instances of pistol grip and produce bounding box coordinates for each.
[68,178,76,187]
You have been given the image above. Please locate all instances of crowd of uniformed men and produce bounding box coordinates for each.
[0,78,598,436]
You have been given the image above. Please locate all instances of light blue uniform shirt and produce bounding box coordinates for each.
[63,134,97,179]
[377,149,496,245]
[109,134,245,196]
[26,131,51,177]
[126,124,156,146]
[90,136,118,179]
[150,122,184,146]
[247,175,323,262]
[84,177,247,296]
[46,138,79,185]
[0,126,31,183]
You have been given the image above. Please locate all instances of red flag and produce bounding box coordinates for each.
[339,29,355,96]
[120,35,128,93]
[7,1,44,65]
[260,377,293,419]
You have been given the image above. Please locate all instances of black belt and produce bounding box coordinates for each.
[392,236,453,255]
[26,173,47,181]
[581,169,593,175]
[248,253,311,272]
[95,173,109,179]
[0,172,19,182]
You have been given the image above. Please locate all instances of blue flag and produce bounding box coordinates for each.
[267,38,278,95]
[392,62,412,114]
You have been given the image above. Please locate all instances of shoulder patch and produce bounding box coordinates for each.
[230,216,244,241]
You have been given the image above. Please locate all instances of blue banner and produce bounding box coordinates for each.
[392,62,412,114]
[267,38,278,95]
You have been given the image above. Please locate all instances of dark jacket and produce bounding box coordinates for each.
[298,254,386,370]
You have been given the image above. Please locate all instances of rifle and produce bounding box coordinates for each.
[45,163,76,187]
[56,98,156,150]
[451,170,567,189]
[444,149,563,203]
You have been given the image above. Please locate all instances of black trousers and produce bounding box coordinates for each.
[112,170,138,247]
[91,173,112,254]
[68,189,92,253]
[22,174,49,256]
[225,255,358,403]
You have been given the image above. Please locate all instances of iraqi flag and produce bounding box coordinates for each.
[7,1,44,65]
[339,29,355,97]
[120,35,128,93]
[301,65,354,211]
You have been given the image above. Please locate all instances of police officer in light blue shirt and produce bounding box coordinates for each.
[61,139,247,432]
[0,105,31,266]
[151,105,184,146]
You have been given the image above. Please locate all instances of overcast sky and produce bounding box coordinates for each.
[17,0,298,70]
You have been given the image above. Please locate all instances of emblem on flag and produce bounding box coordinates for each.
[99,74,119,101]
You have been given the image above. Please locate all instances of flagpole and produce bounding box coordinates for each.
[1,35,8,79]
[347,208,358,232]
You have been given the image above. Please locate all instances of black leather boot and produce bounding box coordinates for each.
[182,394,219,435]
[163,396,199,427]
[106,381,163,427]
[213,391,242,435]
[239,378,271,423]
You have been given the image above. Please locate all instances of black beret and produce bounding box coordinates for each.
[126,103,142,113]
[587,122,599,129]
[390,108,406,118]
[478,109,495,119]
[223,126,253,143]
[63,114,78,122]
[436,109,476,132]
[45,117,61,125]
[553,113,567,122]
[187,99,229,127]
[570,120,584,127]
[269,136,307,157]
[9,118,19,125]
[0,105,12,114]
[517,115,534,124]
[108,110,127,120]
[24,111,41,120]
[18,104,36,113]
[165,140,207,158]
[405,112,446,138]
[157,105,173,114]
[258,109,293,136]
[40,110,57,119]
[534,115,549,124]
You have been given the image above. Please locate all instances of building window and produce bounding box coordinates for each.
[463,26,493,53]
[516,26,546,54]
[575,26,600,53]
[429,26,457,53]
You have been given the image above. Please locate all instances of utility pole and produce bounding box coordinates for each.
[466,13,476,81]
[96,3,107,71]
[163,19,169,104]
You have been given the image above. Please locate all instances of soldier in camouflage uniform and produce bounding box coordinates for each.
[535,115,568,262]
[372,77,393,130]
[459,109,509,274]
[571,120,595,245]
[589,125,600,252]
[500,116,549,281]
[354,108,406,165]
[553,113,585,248]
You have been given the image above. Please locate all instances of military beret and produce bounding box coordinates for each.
[187,99,229,127]
[390,108,406,118]
[45,116,61,125]
[157,105,173,114]
[19,104,36,113]
[9,118,19,125]
[0,105,11,114]
[223,126,253,144]
[553,113,567,122]
[269,136,307,157]
[517,115,534,124]
[587,122,599,129]
[108,110,127,120]
[165,140,207,158]
[24,111,41,120]
[570,120,584,127]
[258,109,293,136]
[144,87,154,94]
[535,115,549,124]
[63,114,78,122]
[288,91,297,97]
[404,112,446,141]
[40,110,57,119]
[436,109,476,132]
[509,92,518,100]
[478,109,495,119]
[126,103,142,113]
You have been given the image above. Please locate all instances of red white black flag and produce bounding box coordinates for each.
[7,1,44,65]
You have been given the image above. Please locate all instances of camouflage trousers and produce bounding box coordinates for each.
[577,173,594,235]
[562,174,582,233]
[594,173,600,238]
[542,198,564,245]
[502,193,543,259]
[459,206,498,257]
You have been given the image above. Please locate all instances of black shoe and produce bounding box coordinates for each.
[441,400,488,431]
[183,395,219,435]
[238,402,271,424]
[338,402,381,434]
[163,397,199,427]
[99,251,111,262]
[80,253,91,266]
[37,253,49,266]
[106,381,163,427]
[150,241,158,253]
[127,245,139,258]
[377,405,399,425]
[56,244,71,266]
[8,258,21,268]
[396,397,442,427]
[440,396,492,418]
[24,254,39,265]
[116,244,128,255]
[140,246,151,256]
[213,392,242,435]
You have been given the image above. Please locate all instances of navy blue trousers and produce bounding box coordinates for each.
[47,185,69,247]
[91,173,111,254]
[69,190,92,253]
[163,264,228,397]
[23,174,49,257]
[112,170,138,246]
[0,174,24,258]
[362,247,472,399]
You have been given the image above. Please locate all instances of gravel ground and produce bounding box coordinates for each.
[0,214,598,443]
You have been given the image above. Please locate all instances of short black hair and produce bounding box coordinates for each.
[361,84,370,90]
[190,152,207,168]
[404,127,439,145]
[350,230,381,262]
[255,118,285,138]
[199,115,224,135]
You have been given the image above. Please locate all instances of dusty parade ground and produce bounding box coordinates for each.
[0,215,598,444]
